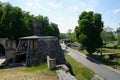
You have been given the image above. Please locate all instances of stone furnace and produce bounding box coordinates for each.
[15,35,66,66]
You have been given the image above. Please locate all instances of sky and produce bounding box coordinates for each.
[0,0,120,33]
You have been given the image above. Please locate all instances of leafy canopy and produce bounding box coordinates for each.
[75,11,104,54]
[0,2,60,43]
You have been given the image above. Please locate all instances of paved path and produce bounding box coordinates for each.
[61,44,120,80]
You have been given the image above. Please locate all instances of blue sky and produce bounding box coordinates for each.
[0,0,120,33]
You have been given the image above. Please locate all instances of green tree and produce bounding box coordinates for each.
[34,15,60,37]
[59,33,67,39]
[0,3,13,38]
[116,25,120,32]
[101,27,115,42]
[66,29,72,39]
[10,7,27,43]
[116,25,120,47]
[22,12,34,36]
[42,16,49,35]
[49,22,60,37]
[0,2,34,43]
[0,2,60,43]
[66,29,76,41]
[75,11,103,54]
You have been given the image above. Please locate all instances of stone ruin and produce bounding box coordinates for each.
[33,19,43,36]
[0,38,16,59]
[14,19,67,66]
[15,36,66,66]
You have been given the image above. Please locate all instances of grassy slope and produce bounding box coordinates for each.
[65,54,94,80]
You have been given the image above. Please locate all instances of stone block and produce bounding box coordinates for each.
[47,56,56,69]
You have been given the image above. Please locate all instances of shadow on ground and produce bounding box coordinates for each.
[63,49,69,53]
[86,54,120,67]
[86,54,102,64]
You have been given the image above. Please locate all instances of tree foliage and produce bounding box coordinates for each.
[34,15,60,37]
[101,27,115,42]
[0,2,60,43]
[116,26,120,33]
[75,11,103,54]
[116,25,120,47]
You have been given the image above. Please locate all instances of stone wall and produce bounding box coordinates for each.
[0,38,16,59]
[0,38,16,50]
[27,38,66,66]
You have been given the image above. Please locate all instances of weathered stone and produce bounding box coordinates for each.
[15,36,66,66]
[56,70,77,80]
[28,36,66,66]
[47,56,56,69]
[0,38,16,60]
[33,20,43,36]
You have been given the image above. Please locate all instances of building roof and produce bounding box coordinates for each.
[20,35,58,40]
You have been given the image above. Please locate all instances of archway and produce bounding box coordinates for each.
[0,44,5,56]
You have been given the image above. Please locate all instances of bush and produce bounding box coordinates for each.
[66,43,72,47]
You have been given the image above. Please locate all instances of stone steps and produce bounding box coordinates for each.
[56,70,77,80]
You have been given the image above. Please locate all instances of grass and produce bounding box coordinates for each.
[65,54,94,80]
[98,48,120,54]
[79,49,89,55]
[105,43,116,48]
[25,63,47,72]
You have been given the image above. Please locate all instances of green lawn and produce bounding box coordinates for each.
[65,54,94,80]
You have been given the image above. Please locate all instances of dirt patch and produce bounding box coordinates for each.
[0,67,58,80]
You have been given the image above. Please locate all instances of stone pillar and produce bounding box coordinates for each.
[47,56,56,69]
[33,19,43,36]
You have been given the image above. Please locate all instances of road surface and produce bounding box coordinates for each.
[61,44,120,80]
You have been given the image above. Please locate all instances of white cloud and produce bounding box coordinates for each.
[113,9,120,13]
[48,2,62,8]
